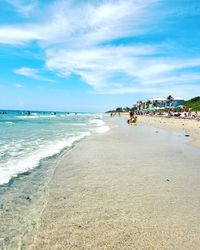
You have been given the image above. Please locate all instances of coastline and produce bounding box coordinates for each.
[31,117,200,249]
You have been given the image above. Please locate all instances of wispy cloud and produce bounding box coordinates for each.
[5,0,38,16]
[45,45,157,90]
[0,0,160,45]
[14,67,54,82]
[46,45,200,94]
[15,83,23,88]
[0,26,41,45]
[14,67,39,78]
[1,0,200,96]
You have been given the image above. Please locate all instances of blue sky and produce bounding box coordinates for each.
[0,0,200,111]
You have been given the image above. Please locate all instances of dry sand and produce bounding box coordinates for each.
[137,115,200,148]
[31,118,200,250]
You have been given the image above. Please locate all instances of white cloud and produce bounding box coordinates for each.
[15,83,23,88]
[14,67,39,78]
[0,26,41,45]
[1,0,200,96]
[51,0,160,48]
[0,0,160,45]
[6,0,38,16]
[45,45,156,90]
[46,44,200,93]
[137,59,200,80]
[14,67,54,82]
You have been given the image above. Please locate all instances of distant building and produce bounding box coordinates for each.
[136,97,166,110]
[135,96,185,110]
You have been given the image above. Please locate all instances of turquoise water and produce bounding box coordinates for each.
[0,110,109,185]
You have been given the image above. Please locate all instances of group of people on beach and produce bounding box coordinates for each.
[163,106,197,118]
[132,106,198,119]
[109,111,137,124]
[110,112,121,117]
[109,105,199,124]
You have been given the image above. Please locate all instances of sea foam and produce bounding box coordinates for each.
[0,132,90,185]
[0,111,109,186]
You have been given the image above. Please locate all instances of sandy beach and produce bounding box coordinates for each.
[27,117,200,249]
[137,115,200,148]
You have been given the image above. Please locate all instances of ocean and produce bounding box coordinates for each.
[0,110,109,186]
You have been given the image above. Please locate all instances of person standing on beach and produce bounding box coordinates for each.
[127,111,133,124]
[129,111,134,118]
[188,106,192,117]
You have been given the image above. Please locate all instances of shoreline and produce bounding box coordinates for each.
[1,117,200,249]
[31,118,200,249]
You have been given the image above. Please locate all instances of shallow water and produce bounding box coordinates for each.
[0,110,109,185]
[0,155,56,249]
[0,110,110,249]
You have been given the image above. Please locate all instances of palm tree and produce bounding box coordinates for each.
[166,95,174,107]
[153,100,158,107]
[116,107,123,112]
[146,100,151,108]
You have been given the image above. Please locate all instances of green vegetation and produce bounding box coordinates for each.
[106,106,132,113]
[183,96,200,111]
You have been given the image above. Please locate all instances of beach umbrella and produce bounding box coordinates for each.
[154,107,165,110]
[144,107,155,111]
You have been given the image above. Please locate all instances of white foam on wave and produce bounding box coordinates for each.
[68,123,87,126]
[16,115,39,119]
[89,118,110,134]
[4,121,13,124]
[0,132,90,186]
[95,125,110,133]
[38,115,56,118]
[16,115,57,119]
[89,119,105,126]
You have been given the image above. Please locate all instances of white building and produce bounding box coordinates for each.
[135,96,185,110]
[149,97,166,108]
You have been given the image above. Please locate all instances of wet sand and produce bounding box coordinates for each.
[0,156,59,249]
[32,118,200,249]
